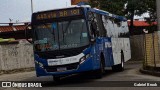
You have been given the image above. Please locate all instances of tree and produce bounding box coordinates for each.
[89,0,156,33]
[89,0,126,16]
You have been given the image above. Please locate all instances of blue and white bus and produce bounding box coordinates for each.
[30,5,131,81]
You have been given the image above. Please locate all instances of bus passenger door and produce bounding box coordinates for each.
[104,38,114,67]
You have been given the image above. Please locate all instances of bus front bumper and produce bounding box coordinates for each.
[35,57,95,77]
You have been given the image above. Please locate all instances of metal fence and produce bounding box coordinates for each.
[130,31,160,71]
[130,35,145,61]
[143,31,160,71]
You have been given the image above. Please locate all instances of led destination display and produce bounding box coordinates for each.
[36,8,82,20]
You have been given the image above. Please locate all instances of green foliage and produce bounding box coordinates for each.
[89,0,156,21]
[89,0,126,16]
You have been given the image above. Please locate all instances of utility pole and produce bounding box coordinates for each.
[31,0,33,13]
[157,0,160,31]
[156,0,160,68]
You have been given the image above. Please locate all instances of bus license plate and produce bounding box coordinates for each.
[57,67,67,72]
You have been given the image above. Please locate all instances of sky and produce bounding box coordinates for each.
[0,0,71,23]
[0,0,149,23]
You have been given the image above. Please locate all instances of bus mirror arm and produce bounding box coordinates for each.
[25,24,33,44]
[90,38,96,44]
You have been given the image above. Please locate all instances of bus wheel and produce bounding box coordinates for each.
[112,52,124,72]
[53,76,61,82]
[94,58,105,79]
[119,52,124,71]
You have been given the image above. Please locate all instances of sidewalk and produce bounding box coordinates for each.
[0,68,34,76]
[0,71,35,81]
[140,67,160,77]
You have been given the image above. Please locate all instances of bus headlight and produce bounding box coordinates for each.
[79,54,90,64]
[35,61,44,68]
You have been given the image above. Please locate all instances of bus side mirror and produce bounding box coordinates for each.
[89,21,97,44]
[90,37,96,44]
[91,38,95,42]
[25,24,33,44]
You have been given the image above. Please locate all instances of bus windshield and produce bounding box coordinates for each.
[33,19,89,52]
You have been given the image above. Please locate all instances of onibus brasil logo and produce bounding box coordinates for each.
[1,82,42,88]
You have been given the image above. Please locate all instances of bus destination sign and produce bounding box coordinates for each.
[36,8,82,20]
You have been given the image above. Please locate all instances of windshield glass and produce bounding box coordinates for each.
[33,19,89,52]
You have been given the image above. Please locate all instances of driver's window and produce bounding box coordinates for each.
[91,20,98,37]
[88,12,99,38]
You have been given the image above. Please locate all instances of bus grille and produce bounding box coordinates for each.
[44,63,79,72]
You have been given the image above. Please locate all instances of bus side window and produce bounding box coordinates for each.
[88,12,99,38]
[87,12,95,38]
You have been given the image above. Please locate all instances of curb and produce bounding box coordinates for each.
[126,60,142,64]
[139,68,160,77]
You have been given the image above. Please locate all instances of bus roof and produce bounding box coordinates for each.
[33,5,90,14]
[89,8,127,21]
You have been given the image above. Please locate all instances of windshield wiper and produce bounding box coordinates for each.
[64,20,72,33]
[61,20,72,44]
[80,22,84,43]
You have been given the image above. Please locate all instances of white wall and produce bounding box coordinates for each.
[0,40,34,71]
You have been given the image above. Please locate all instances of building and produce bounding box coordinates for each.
[0,23,31,39]
[128,20,157,35]
[71,0,89,5]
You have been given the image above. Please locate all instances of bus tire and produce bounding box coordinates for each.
[53,76,61,82]
[94,56,105,79]
[112,52,124,72]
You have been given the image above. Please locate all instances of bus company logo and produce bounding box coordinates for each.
[56,55,65,58]
[2,82,11,87]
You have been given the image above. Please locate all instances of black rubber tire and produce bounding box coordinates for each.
[94,59,105,79]
[112,53,124,72]
[120,53,124,71]
[53,76,61,82]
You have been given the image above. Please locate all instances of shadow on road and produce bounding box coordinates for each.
[39,61,142,87]
[42,70,118,87]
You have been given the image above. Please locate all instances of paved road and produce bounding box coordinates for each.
[0,60,160,90]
